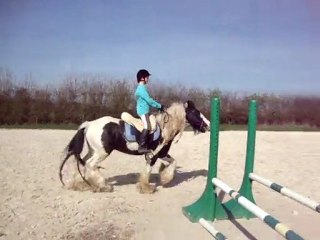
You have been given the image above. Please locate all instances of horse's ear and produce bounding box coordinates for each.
[184,100,195,109]
[184,101,188,109]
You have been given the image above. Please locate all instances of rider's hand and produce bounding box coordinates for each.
[160,105,166,112]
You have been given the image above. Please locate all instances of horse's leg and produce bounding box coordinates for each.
[151,140,175,186]
[150,130,180,157]
[150,142,166,157]
[159,154,177,186]
[135,140,170,194]
[136,162,156,194]
[85,152,113,192]
[69,152,93,191]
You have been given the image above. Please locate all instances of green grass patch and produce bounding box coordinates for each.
[220,124,247,131]
[220,124,320,131]
[257,124,320,132]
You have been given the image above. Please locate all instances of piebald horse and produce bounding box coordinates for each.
[59,100,209,193]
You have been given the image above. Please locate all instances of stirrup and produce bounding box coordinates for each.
[145,152,154,163]
[138,147,151,154]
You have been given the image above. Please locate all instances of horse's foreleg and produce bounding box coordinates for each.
[84,152,113,192]
[136,163,156,194]
[150,142,167,159]
[159,154,177,186]
[151,141,175,186]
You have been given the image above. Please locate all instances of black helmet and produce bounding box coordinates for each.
[136,69,151,83]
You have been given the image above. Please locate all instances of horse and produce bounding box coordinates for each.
[59,100,210,193]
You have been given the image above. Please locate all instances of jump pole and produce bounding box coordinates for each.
[249,173,320,213]
[199,218,227,240]
[212,178,304,240]
[182,98,257,222]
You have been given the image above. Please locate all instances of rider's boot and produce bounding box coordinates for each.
[138,129,151,154]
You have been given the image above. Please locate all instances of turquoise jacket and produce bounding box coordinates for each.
[135,84,161,116]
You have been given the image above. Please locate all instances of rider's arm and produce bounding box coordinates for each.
[138,87,161,109]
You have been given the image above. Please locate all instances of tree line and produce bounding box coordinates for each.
[1,68,320,127]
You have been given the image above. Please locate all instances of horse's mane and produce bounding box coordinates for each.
[156,102,186,143]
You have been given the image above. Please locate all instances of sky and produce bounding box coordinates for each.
[1,0,320,95]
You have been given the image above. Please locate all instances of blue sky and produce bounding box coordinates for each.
[1,0,320,95]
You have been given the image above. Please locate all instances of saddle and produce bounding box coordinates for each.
[120,112,161,143]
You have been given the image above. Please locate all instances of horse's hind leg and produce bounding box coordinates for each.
[69,152,93,191]
[69,138,93,190]
[85,152,113,192]
[136,163,156,194]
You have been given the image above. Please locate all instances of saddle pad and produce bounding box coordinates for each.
[124,123,161,143]
[124,122,138,142]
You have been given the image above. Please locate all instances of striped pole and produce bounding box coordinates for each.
[212,178,304,240]
[249,173,320,213]
[199,218,227,240]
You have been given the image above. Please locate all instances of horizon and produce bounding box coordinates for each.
[1,0,320,95]
[2,69,320,98]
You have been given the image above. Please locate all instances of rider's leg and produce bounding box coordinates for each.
[138,114,151,153]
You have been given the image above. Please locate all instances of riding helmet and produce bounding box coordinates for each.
[136,69,151,83]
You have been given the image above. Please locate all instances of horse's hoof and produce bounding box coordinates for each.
[103,184,114,192]
[136,182,156,194]
[93,184,114,193]
[160,175,174,186]
[67,179,92,191]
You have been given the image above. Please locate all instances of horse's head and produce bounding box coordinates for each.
[184,100,210,133]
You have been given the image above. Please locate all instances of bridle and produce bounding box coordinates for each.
[199,118,205,130]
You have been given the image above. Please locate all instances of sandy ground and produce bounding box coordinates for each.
[0,129,319,240]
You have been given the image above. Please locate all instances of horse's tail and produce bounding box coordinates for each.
[59,121,89,186]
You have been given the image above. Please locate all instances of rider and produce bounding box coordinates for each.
[135,69,164,153]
